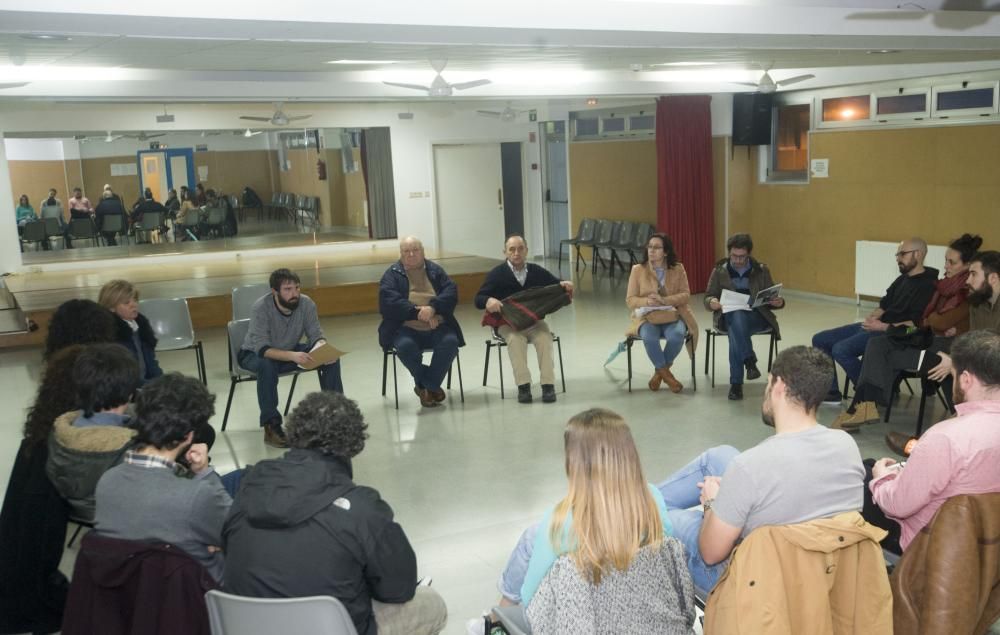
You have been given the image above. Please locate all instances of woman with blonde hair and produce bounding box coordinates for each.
[476,409,694,634]
[626,232,699,393]
[98,279,163,385]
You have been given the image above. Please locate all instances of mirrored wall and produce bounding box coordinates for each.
[8,127,397,263]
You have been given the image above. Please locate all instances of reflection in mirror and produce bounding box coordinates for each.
[6,127,397,264]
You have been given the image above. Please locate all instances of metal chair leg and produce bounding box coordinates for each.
[627,338,633,393]
[381,350,390,396]
[457,351,465,403]
[222,378,238,431]
[392,353,398,410]
[497,343,505,399]
[483,341,491,386]
[284,373,299,416]
[556,336,566,393]
[67,523,86,548]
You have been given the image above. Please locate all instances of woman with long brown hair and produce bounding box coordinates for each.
[625,233,699,393]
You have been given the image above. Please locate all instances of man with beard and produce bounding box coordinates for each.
[863,329,1000,555]
[653,346,864,591]
[239,268,343,447]
[812,238,939,405]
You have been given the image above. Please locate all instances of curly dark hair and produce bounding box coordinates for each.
[132,373,216,450]
[769,346,835,413]
[44,299,118,360]
[23,345,87,451]
[285,392,369,458]
[642,232,679,269]
[74,343,140,417]
[269,268,301,291]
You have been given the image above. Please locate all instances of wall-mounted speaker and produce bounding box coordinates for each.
[732,93,773,146]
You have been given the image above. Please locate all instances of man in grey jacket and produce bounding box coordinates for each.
[239,268,343,448]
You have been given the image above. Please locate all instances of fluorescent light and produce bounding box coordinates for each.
[327,59,399,65]
[0,65,129,81]
[18,34,72,42]
[653,61,718,67]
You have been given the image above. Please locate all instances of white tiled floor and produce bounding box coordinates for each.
[1,262,950,634]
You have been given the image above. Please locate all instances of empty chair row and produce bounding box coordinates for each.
[559,219,654,276]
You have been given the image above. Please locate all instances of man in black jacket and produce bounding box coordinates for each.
[813,237,938,408]
[94,191,127,246]
[222,392,446,635]
[475,234,574,404]
[378,236,464,408]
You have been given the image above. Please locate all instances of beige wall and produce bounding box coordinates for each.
[8,160,72,219]
[192,149,275,203]
[731,124,1000,298]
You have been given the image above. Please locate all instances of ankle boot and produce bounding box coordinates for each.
[648,370,663,392]
[657,366,683,393]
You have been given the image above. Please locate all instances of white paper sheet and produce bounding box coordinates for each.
[720,289,751,313]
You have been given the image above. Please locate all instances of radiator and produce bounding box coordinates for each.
[855,241,947,303]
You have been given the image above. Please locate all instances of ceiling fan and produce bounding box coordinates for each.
[242,128,264,138]
[477,102,529,122]
[734,66,815,94]
[123,131,167,141]
[383,60,490,97]
[239,102,311,126]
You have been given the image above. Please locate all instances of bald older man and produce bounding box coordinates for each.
[812,238,939,405]
[378,237,464,408]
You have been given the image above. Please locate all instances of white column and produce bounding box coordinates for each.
[0,136,22,274]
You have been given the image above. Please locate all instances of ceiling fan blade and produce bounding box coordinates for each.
[451,79,491,91]
[285,115,312,121]
[477,110,502,117]
[844,10,924,20]
[144,133,167,139]
[732,82,761,88]
[0,82,28,89]
[776,74,815,87]
[239,116,273,122]
[382,81,432,92]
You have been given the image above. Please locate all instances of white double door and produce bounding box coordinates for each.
[433,143,506,258]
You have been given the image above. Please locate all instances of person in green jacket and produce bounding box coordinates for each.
[16,194,37,226]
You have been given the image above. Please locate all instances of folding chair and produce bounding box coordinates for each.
[558,218,596,272]
[704,326,779,388]
[232,283,271,321]
[483,328,565,398]
[625,331,697,392]
[139,297,207,384]
[381,347,464,409]
[205,590,358,635]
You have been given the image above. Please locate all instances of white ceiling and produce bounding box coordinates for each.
[1,1,1000,100]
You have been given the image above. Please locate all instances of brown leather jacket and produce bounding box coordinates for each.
[625,262,700,354]
[704,512,892,635]
[891,493,1000,635]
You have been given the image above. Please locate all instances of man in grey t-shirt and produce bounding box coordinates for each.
[238,268,343,448]
[656,346,864,591]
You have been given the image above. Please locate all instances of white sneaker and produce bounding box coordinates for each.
[466,617,486,635]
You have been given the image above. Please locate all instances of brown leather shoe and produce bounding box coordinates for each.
[657,366,683,393]
[417,388,439,408]
[263,423,288,449]
[648,371,663,392]
[885,431,917,458]
[430,388,446,402]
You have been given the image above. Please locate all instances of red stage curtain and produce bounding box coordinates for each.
[655,95,716,293]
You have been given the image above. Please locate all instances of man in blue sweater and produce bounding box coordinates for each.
[475,235,573,404]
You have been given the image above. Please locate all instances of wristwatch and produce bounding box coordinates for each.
[702,498,715,514]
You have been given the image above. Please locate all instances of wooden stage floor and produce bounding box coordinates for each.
[3,243,499,349]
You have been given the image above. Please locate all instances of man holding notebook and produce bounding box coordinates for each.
[239,268,343,448]
[704,233,785,401]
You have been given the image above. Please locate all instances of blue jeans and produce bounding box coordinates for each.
[658,445,740,592]
[392,326,459,391]
[219,469,244,500]
[720,310,771,384]
[638,320,688,369]
[237,345,344,426]
[498,522,542,603]
[812,323,875,392]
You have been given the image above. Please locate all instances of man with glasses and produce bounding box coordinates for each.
[813,238,938,407]
[705,233,785,400]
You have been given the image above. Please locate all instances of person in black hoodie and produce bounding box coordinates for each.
[813,237,939,407]
[222,392,447,635]
[474,234,574,404]
[98,279,163,385]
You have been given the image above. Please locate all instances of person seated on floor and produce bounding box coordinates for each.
[239,268,343,448]
[482,408,692,635]
[98,279,163,386]
[67,187,93,220]
[94,190,128,247]
[626,232,699,394]
[45,343,140,523]
[833,234,981,432]
[655,346,864,591]
[703,233,785,401]
[475,234,574,404]
[16,194,37,226]
[378,236,463,408]
[94,373,231,582]
[223,391,447,635]
[813,237,938,407]
[862,329,1000,555]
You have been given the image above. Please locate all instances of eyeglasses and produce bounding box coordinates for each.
[895,250,917,259]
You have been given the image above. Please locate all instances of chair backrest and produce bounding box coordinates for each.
[232,283,271,321]
[607,220,623,245]
[595,219,614,244]
[270,192,282,205]
[69,218,95,238]
[40,204,63,220]
[230,195,239,209]
[526,539,695,634]
[101,213,124,233]
[205,590,358,635]
[139,297,195,350]
[21,220,47,242]
[206,208,226,224]
[227,319,252,376]
[616,221,637,247]
[633,223,653,249]
[140,211,164,229]
[296,194,307,209]
[43,216,62,237]
[577,218,596,242]
[281,192,294,207]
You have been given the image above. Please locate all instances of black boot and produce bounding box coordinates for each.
[728,384,743,401]
[517,383,533,404]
